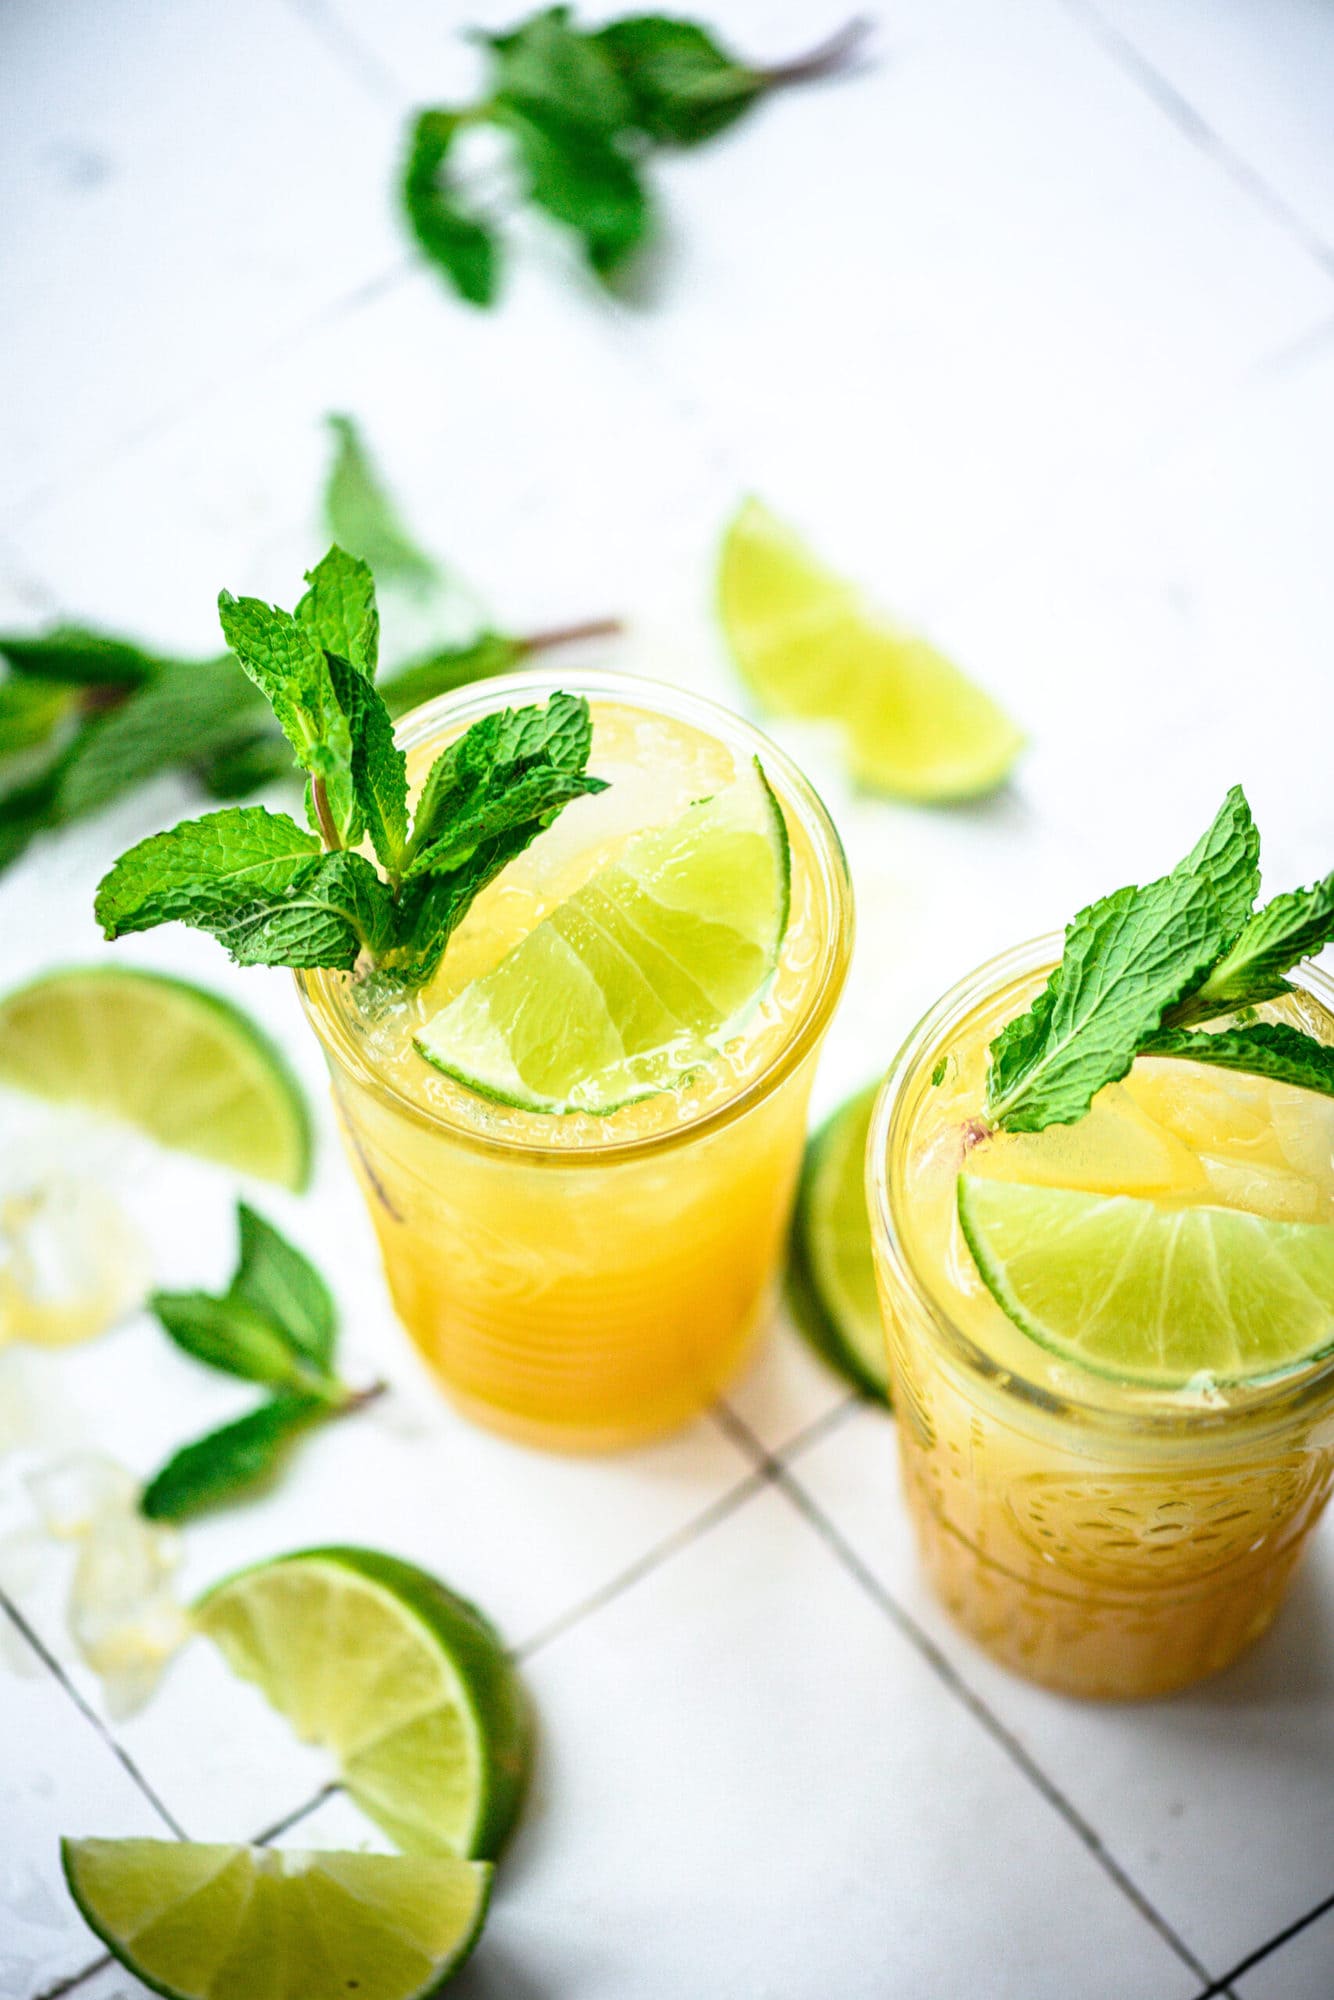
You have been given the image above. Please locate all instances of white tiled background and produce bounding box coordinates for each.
[3,2,1334,1995]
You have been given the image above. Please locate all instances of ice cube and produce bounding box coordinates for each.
[25,1452,137,1540]
[1198,1154,1320,1224]
[68,1507,188,1716]
[0,1177,149,1348]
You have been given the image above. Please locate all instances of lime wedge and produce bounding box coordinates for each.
[718,499,1023,800]
[62,1838,490,2000]
[414,760,791,1114]
[958,1175,1334,1387]
[0,967,311,1189]
[194,1547,531,1859]
[788,1085,888,1400]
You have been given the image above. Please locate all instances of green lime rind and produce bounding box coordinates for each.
[0,964,311,1190]
[959,1174,1334,1389]
[787,1084,889,1402]
[61,1837,492,2000]
[194,1546,532,1863]
[414,759,791,1117]
[718,498,1024,802]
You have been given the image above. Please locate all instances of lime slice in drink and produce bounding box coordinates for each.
[194,1547,531,1859]
[718,499,1023,800]
[414,760,791,1114]
[0,967,311,1190]
[788,1085,888,1401]
[62,1837,490,2000]
[958,1175,1334,1387]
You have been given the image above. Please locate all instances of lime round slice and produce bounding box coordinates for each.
[718,499,1024,800]
[788,1085,888,1400]
[0,966,311,1189]
[958,1175,1334,1387]
[194,1547,531,1860]
[414,760,791,1114]
[62,1837,490,2000]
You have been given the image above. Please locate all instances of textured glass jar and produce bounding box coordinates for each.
[300,671,853,1453]
[867,937,1334,1699]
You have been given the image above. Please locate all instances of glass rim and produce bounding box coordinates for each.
[296,667,854,1166]
[867,931,1334,1435]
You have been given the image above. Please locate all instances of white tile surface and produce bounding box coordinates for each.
[4,1,1334,1994]
[1237,1906,1334,2000]
[459,1482,1198,2000]
[0,1610,172,1996]
[1086,0,1334,258]
[791,1404,1334,1977]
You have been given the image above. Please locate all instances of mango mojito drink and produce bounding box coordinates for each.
[868,792,1334,1698]
[299,671,853,1451]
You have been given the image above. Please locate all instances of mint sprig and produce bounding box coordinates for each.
[96,550,607,988]
[986,786,1334,1132]
[0,415,619,877]
[401,10,870,305]
[142,1203,382,1522]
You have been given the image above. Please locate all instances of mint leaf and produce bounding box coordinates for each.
[387,690,605,981]
[327,652,409,877]
[488,8,634,131]
[1144,1022,1334,1102]
[407,687,598,859]
[1172,873,1334,1024]
[381,633,523,716]
[217,589,358,839]
[232,1203,336,1370]
[499,101,650,278]
[0,626,165,687]
[140,1394,329,1521]
[149,1291,330,1395]
[596,16,760,145]
[324,415,440,593]
[296,546,379,678]
[1173,783,1259,942]
[403,109,500,307]
[987,870,1227,1132]
[0,677,74,756]
[197,731,293,800]
[218,850,394,970]
[55,657,269,823]
[95,807,318,939]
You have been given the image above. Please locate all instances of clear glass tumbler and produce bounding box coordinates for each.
[867,937,1334,1698]
[299,671,853,1453]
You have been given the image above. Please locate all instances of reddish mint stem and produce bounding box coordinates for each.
[760,16,874,89]
[515,616,623,656]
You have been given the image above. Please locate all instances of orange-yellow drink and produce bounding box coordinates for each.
[869,937,1334,1698]
[300,672,852,1452]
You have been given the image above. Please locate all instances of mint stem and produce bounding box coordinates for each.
[515,616,623,656]
[311,776,341,851]
[337,1379,389,1417]
[759,17,873,89]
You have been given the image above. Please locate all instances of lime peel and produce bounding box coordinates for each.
[959,1174,1334,1388]
[788,1084,889,1400]
[193,1546,531,1861]
[718,498,1023,801]
[61,1837,491,2000]
[413,759,791,1115]
[0,966,311,1189]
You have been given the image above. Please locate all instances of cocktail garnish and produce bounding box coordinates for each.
[94,549,607,988]
[986,787,1334,1134]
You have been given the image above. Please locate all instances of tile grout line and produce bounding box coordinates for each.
[1060,0,1334,286]
[1191,1884,1334,2000]
[278,0,405,107]
[512,1460,771,1664]
[3,259,416,539]
[710,1403,1230,1998]
[0,1587,187,1841]
[28,1782,344,2000]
